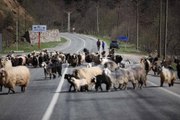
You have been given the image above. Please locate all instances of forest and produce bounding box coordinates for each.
[0,0,180,56]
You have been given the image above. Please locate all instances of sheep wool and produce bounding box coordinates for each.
[70,77,88,91]
[2,66,30,93]
[160,67,176,87]
[73,66,103,88]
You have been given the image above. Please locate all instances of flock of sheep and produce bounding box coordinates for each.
[0,48,179,94]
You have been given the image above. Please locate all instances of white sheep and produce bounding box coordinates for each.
[1,58,12,69]
[109,68,135,90]
[73,66,103,89]
[0,59,30,94]
[160,66,176,87]
[70,77,89,92]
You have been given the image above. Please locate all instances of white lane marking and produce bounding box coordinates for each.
[42,67,68,120]
[42,33,86,120]
[148,81,180,99]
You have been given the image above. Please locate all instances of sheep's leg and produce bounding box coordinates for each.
[171,80,174,86]
[132,82,136,89]
[53,74,56,79]
[0,85,2,92]
[106,84,109,91]
[160,80,164,87]
[118,84,122,89]
[49,74,52,79]
[124,84,128,90]
[21,86,25,92]
[99,85,103,91]
[95,85,98,92]
[69,85,72,92]
[8,88,15,94]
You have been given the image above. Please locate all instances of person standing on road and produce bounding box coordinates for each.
[102,41,105,51]
[96,39,101,51]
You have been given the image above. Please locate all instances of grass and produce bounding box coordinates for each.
[0,37,67,54]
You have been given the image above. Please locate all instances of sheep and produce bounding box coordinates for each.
[64,74,76,92]
[72,66,103,89]
[0,68,4,91]
[69,54,79,67]
[77,52,85,65]
[160,66,176,87]
[114,55,123,66]
[151,60,161,76]
[109,68,133,90]
[91,73,112,92]
[176,62,180,80]
[128,66,146,89]
[0,66,30,94]
[129,63,147,88]
[140,57,152,75]
[41,62,52,79]
[70,77,89,92]
[64,74,89,92]
[101,58,119,71]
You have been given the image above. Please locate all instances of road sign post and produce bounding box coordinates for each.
[32,25,47,49]
[38,32,41,49]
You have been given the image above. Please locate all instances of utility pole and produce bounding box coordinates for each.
[66,12,71,32]
[136,0,139,51]
[158,0,162,58]
[164,0,168,59]
[96,5,99,34]
[16,3,20,51]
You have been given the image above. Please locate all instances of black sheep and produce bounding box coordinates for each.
[64,74,76,92]
[176,62,180,80]
[91,73,112,92]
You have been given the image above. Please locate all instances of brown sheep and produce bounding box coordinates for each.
[160,66,176,87]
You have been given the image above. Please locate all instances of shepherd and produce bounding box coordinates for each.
[96,39,101,51]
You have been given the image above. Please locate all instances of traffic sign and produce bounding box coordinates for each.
[32,25,47,32]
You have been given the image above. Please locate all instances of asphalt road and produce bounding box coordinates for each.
[0,33,180,120]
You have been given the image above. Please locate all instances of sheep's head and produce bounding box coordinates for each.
[1,58,12,68]
[91,77,96,83]
[41,62,47,68]
[64,74,72,80]
[0,68,6,82]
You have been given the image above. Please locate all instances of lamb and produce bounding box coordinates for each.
[70,77,89,92]
[0,66,30,94]
[72,66,103,89]
[64,74,76,92]
[160,66,176,87]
